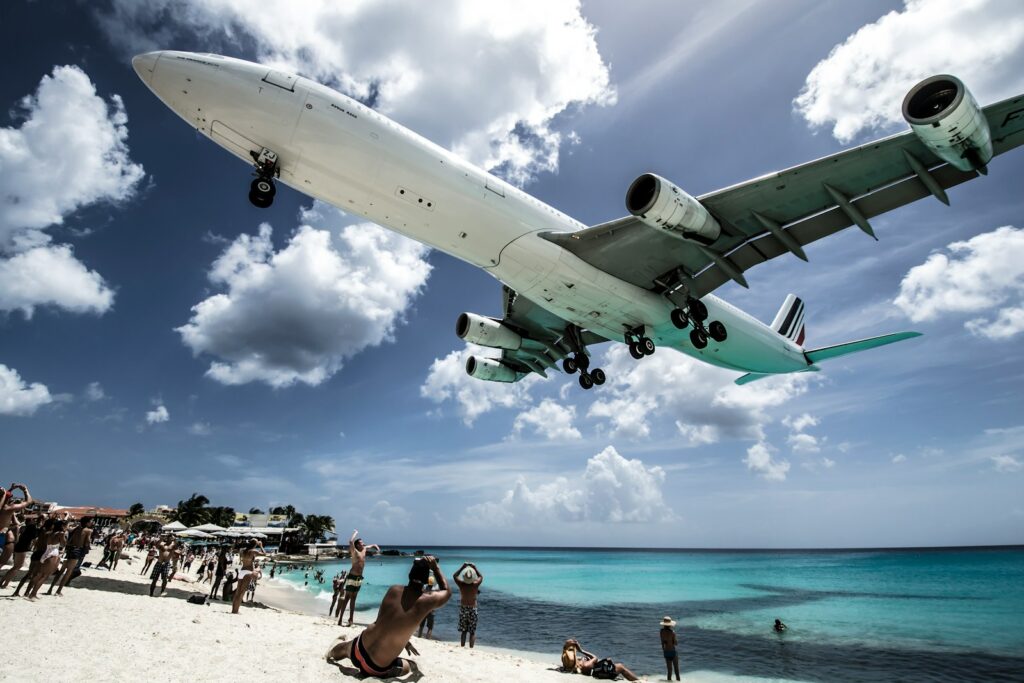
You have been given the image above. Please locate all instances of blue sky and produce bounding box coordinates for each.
[2,0,1022,548]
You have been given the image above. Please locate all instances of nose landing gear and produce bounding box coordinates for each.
[248,148,279,208]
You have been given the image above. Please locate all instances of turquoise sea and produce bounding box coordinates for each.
[272,546,1024,681]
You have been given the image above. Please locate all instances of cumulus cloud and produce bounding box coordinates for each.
[894,227,1024,339]
[178,204,431,387]
[783,413,818,433]
[795,0,1024,142]
[98,0,614,186]
[84,381,106,402]
[0,65,143,315]
[788,432,821,454]
[743,442,790,482]
[145,404,169,424]
[0,245,114,318]
[468,446,674,525]
[0,363,53,416]
[511,398,581,441]
[893,454,907,463]
[368,500,410,528]
[421,343,538,426]
[587,345,812,442]
[991,454,1022,472]
[187,421,212,436]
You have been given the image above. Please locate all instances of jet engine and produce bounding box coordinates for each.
[456,312,522,350]
[625,173,721,245]
[465,356,520,383]
[903,75,993,173]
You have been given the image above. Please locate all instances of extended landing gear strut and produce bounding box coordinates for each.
[248,148,279,208]
[668,298,727,350]
[561,326,606,390]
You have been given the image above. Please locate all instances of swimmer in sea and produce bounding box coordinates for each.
[774,618,787,633]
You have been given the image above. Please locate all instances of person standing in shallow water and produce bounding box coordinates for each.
[337,529,379,626]
[660,615,680,681]
[453,562,483,648]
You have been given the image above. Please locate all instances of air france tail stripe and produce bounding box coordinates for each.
[789,308,805,341]
[779,300,804,337]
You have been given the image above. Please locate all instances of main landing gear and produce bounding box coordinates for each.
[248,148,279,208]
[668,298,727,350]
[562,353,606,391]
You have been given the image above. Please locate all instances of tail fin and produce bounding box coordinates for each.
[804,332,922,364]
[771,294,806,346]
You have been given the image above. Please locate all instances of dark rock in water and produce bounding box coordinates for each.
[380,549,402,556]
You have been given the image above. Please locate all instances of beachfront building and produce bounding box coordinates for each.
[52,504,129,531]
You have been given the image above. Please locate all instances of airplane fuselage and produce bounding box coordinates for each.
[134,51,809,375]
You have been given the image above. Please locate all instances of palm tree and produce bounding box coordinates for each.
[249,507,264,514]
[128,502,145,517]
[299,514,336,543]
[171,493,210,527]
[208,506,236,528]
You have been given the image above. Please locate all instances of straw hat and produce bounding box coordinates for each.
[660,616,677,627]
[457,566,481,584]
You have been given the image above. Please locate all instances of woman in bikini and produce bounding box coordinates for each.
[25,517,67,599]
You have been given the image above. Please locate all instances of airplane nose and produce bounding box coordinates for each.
[132,51,161,84]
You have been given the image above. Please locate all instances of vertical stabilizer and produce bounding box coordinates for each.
[771,294,806,346]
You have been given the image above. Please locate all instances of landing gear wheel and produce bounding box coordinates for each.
[670,308,690,329]
[628,343,645,360]
[249,177,276,208]
[562,357,578,374]
[688,298,708,322]
[708,320,728,342]
[248,190,273,209]
[690,327,708,349]
[590,368,606,385]
[640,337,656,356]
[574,353,590,371]
[579,373,594,390]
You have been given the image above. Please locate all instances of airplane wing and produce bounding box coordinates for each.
[542,93,1024,298]
[491,286,608,378]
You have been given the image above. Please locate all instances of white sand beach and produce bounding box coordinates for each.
[1,547,591,682]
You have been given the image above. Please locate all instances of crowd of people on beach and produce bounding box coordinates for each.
[2,482,798,681]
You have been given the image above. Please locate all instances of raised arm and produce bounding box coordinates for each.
[427,556,451,606]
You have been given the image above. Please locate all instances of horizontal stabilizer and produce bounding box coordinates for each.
[804,331,922,364]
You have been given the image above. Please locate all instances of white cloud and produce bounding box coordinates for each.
[215,454,243,468]
[145,404,169,424]
[783,413,819,433]
[991,454,1022,472]
[821,457,836,469]
[0,245,114,318]
[587,345,812,441]
[368,500,410,528]
[178,204,431,387]
[0,363,53,416]
[511,398,581,441]
[894,226,1024,339]
[468,446,674,525]
[893,453,907,463]
[743,442,790,482]
[187,421,212,436]
[420,343,538,426]
[0,65,143,315]
[788,432,821,454]
[99,0,614,186]
[84,381,106,402]
[795,0,1024,142]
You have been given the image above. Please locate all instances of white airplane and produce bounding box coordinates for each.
[133,51,1024,389]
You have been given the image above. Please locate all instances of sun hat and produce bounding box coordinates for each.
[660,616,677,627]
[457,566,481,584]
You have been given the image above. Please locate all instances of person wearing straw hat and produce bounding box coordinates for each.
[660,615,680,680]
[453,562,483,648]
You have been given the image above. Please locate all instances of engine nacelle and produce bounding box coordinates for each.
[465,356,520,383]
[903,75,992,173]
[625,173,721,245]
[456,312,522,350]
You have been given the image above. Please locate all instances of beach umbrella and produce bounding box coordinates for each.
[162,521,187,531]
[191,523,227,532]
[177,529,215,539]
[212,530,234,537]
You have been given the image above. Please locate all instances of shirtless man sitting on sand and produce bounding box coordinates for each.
[232,538,265,614]
[336,529,380,626]
[0,483,32,570]
[325,556,450,678]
